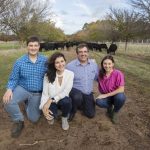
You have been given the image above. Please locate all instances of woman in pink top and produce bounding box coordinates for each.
[96,55,126,124]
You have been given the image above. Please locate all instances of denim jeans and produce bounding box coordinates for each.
[96,93,126,112]
[49,96,72,118]
[69,88,95,118]
[4,86,41,123]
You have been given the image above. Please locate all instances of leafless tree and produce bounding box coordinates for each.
[0,0,53,39]
[130,0,150,38]
[130,0,150,22]
[0,0,14,14]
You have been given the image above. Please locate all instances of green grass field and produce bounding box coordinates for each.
[0,42,22,50]
[117,42,150,56]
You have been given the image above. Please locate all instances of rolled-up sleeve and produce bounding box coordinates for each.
[94,63,99,81]
[7,61,20,90]
[39,75,50,109]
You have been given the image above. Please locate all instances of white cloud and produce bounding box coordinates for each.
[73,0,92,16]
[49,0,56,4]
[51,14,64,29]
[50,0,131,34]
[104,0,129,9]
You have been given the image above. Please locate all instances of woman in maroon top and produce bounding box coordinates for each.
[96,55,126,124]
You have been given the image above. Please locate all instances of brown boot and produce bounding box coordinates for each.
[11,121,24,138]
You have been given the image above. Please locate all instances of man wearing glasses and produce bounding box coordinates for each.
[67,43,99,121]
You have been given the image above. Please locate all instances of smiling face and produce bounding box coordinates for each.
[77,46,89,64]
[27,41,40,56]
[102,58,114,73]
[55,56,66,72]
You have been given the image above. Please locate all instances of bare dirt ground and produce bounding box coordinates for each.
[0,50,150,150]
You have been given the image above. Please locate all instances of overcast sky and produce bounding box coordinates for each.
[49,0,131,35]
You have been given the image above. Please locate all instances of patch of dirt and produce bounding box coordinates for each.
[0,50,150,150]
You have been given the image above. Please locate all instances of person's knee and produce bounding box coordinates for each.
[28,115,40,123]
[85,112,95,118]
[4,103,9,110]
[70,89,82,101]
[84,106,95,118]
[95,99,99,105]
[61,97,71,106]
[27,112,40,123]
[115,93,126,103]
[72,94,82,102]
[96,99,103,107]
[4,102,14,112]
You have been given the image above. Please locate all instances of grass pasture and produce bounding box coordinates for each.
[118,42,150,54]
[0,41,22,50]
[116,42,150,61]
[0,42,150,150]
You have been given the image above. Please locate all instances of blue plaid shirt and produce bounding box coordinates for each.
[7,54,47,91]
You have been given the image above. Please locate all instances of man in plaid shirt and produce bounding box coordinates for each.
[3,36,47,138]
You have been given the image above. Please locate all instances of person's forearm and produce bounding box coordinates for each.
[106,86,124,97]
[47,98,53,105]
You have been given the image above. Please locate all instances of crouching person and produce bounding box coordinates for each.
[96,55,126,124]
[2,36,47,138]
[39,52,74,130]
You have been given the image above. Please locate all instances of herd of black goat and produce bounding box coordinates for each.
[40,41,117,55]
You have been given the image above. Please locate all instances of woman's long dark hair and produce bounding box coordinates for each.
[46,52,66,83]
[99,55,115,79]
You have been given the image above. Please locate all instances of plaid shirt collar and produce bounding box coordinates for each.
[24,53,43,63]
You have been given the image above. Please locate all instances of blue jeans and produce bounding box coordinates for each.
[96,93,126,112]
[4,86,41,123]
[69,88,95,118]
[49,96,72,118]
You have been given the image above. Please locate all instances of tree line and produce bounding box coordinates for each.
[0,0,150,48]
[0,0,66,41]
[69,0,150,51]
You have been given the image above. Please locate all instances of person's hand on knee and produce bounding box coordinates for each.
[3,89,13,104]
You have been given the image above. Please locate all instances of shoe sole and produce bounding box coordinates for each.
[62,126,69,130]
